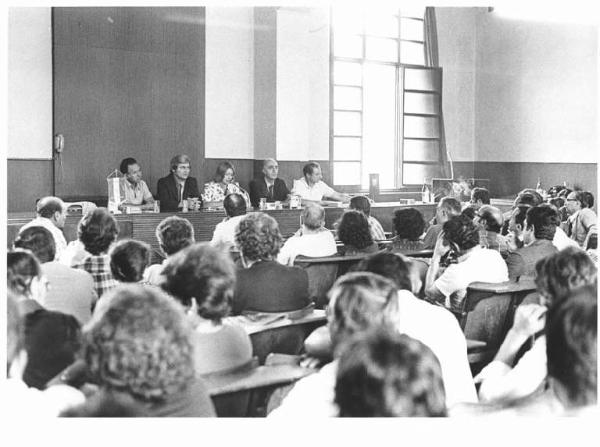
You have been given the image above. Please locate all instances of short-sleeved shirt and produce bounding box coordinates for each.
[277,230,338,265]
[434,246,509,312]
[120,179,153,205]
[291,178,336,202]
[210,214,247,250]
[74,254,119,299]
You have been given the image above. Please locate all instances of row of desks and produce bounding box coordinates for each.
[8,202,437,262]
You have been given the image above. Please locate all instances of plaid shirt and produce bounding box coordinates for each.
[75,254,118,299]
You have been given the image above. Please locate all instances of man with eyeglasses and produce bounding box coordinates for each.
[248,158,291,208]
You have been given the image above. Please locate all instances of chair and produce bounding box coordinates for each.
[201,356,314,417]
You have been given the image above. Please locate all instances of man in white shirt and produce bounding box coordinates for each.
[19,196,68,261]
[210,193,247,250]
[277,203,337,265]
[291,162,350,204]
[119,157,155,209]
[425,214,508,313]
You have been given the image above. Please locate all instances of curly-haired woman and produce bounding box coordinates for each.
[337,210,379,256]
[389,207,428,253]
[233,212,309,314]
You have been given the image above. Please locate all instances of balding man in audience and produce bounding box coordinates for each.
[277,203,337,265]
[248,158,291,208]
[422,197,462,250]
[19,196,68,260]
[210,193,247,250]
[474,205,509,256]
[291,162,350,204]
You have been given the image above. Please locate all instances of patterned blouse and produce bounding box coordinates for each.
[201,181,250,207]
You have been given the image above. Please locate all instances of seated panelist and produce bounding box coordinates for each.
[156,154,201,212]
[201,161,250,208]
[118,157,155,209]
[291,162,350,205]
[248,158,291,208]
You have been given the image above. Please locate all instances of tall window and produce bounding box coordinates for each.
[331,6,436,189]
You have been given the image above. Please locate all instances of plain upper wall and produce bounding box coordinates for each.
[8,7,52,159]
[474,10,598,163]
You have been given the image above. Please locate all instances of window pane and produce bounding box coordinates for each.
[334,86,362,110]
[404,116,439,138]
[334,162,361,185]
[365,13,398,38]
[403,140,439,162]
[400,40,425,65]
[363,63,397,189]
[333,61,362,86]
[400,18,423,42]
[400,6,425,19]
[366,37,398,63]
[334,137,362,161]
[402,163,440,186]
[332,8,364,34]
[334,111,362,136]
[404,68,441,92]
[333,33,363,58]
[404,92,439,115]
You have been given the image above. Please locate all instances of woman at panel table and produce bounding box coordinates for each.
[201,161,251,208]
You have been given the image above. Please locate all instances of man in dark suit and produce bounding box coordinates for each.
[156,154,201,212]
[248,158,291,208]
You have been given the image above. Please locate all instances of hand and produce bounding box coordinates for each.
[506,231,520,251]
[433,237,450,259]
[512,304,547,338]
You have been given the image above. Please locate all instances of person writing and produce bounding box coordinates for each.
[156,154,201,212]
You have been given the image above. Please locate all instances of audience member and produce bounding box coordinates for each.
[335,329,447,417]
[160,243,253,375]
[73,208,119,299]
[248,158,291,207]
[422,197,461,250]
[475,247,597,404]
[348,196,385,241]
[505,205,529,252]
[13,226,96,324]
[3,290,85,417]
[389,208,427,253]
[23,309,81,390]
[585,230,597,263]
[291,162,350,204]
[233,213,310,314]
[202,161,250,207]
[470,187,490,210]
[563,190,597,248]
[19,196,68,260]
[109,239,151,283]
[7,250,46,316]
[156,154,201,212]
[425,215,508,312]
[74,285,216,416]
[337,210,379,255]
[143,216,195,285]
[118,157,155,208]
[277,203,337,265]
[474,205,509,256]
[210,193,248,249]
[505,205,559,281]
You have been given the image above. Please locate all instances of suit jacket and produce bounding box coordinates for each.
[248,177,290,208]
[232,260,309,314]
[156,173,201,212]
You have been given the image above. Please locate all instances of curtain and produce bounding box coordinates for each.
[424,7,451,178]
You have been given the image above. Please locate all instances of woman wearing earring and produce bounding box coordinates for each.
[201,161,251,208]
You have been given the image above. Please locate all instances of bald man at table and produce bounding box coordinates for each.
[291,162,350,205]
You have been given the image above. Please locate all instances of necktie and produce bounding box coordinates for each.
[268,184,274,200]
[177,183,183,206]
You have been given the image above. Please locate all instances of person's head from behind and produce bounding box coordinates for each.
[335,329,447,417]
[83,285,195,401]
[393,208,426,241]
[546,285,597,409]
[474,205,504,234]
[155,216,194,257]
[327,272,399,355]
[303,162,322,186]
[436,197,461,225]
[442,215,480,255]
[514,192,540,209]
[13,226,56,263]
[23,309,81,390]
[7,250,46,302]
[548,185,566,198]
[522,204,559,245]
[119,157,142,185]
[301,203,326,231]
[214,161,235,185]
[169,154,191,182]
[161,243,235,323]
[78,208,119,255]
[337,210,373,250]
[470,187,490,208]
[535,247,597,308]
[357,252,414,293]
[235,212,283,263]
[223,193,247,218]
[582,191,594,209]
[349,196,371,217]
[549,197,565,211]
[36,196,67,229]
[109,239,151,283]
